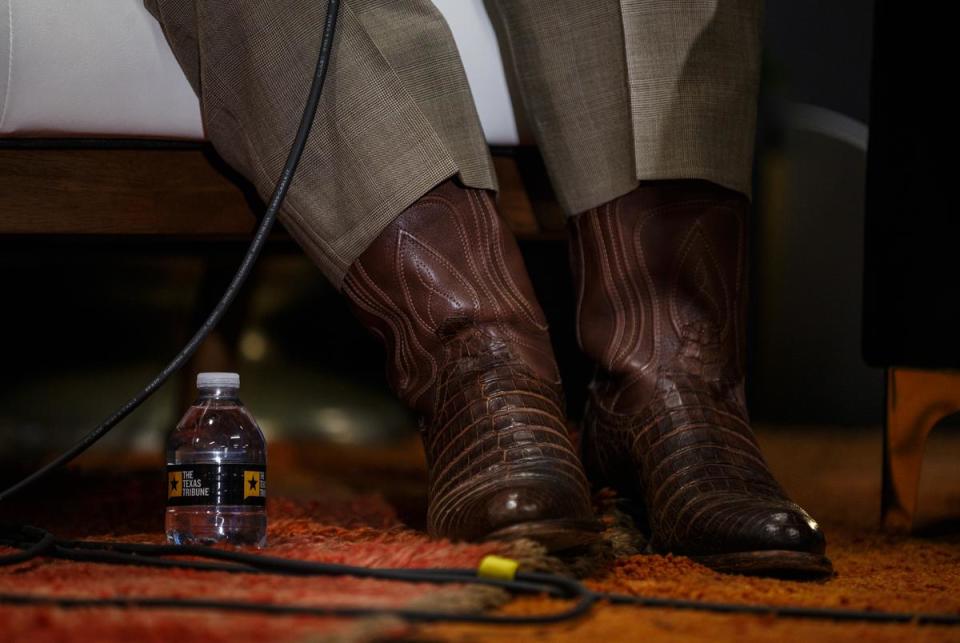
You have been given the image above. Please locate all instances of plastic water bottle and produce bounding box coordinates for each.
[165,372,267,547]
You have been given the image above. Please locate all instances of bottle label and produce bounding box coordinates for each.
[166,464,266,507]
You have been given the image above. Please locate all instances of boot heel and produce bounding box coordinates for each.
[882,367,960,532]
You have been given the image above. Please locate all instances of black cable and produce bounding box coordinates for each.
[0,526,56,565]
[0,524,596,625]
[0,529,568,596]
[2,589,956,627]
[0,592,598,625]
[0,0,340,505]
[2,524,960,626]
[603,593,960,626]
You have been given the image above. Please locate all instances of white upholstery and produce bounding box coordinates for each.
[0,0,523,145]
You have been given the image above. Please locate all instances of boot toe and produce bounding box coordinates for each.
[665,494,827,558]
[430,471,600,550]
[693,498,827,556]
[756,506,826,554]
[689,503,832,577]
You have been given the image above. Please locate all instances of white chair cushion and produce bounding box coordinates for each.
[0,0,522,145]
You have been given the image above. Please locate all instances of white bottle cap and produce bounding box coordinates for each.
[197,372,240,389]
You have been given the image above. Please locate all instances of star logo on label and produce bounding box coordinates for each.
[167,471,183,498]
[244,470,264,499]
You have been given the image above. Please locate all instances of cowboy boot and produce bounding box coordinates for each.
[570,179,831,576]
[343,179,600,550]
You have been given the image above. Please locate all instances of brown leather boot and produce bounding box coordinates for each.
[343,179,600,550]
[570,179,832,576]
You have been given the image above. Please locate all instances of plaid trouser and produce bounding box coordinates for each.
[145,0,761,286]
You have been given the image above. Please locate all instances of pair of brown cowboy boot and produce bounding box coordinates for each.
[341,178,831,577]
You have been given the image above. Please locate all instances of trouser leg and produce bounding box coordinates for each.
[144,0,495,287]
[620,0,763,198]
[486,0,635,214]
[488,0,763,210]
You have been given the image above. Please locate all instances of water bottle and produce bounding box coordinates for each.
[165,372,267,547]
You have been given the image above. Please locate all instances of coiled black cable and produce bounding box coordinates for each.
[0,0,957,629]
[2,524,959,626]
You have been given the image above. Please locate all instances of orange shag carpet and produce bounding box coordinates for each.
[2,426,960,642]
[0,464,522,642]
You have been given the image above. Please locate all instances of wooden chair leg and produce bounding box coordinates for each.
[881,367,960,532]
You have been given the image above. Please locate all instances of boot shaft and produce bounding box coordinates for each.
[569,180,750,413]
[342,179,561,416]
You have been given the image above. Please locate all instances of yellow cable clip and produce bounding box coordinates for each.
[477,555,519,581]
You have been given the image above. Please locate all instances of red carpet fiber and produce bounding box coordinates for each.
[0,468,520,642]
[3,428,960,642]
